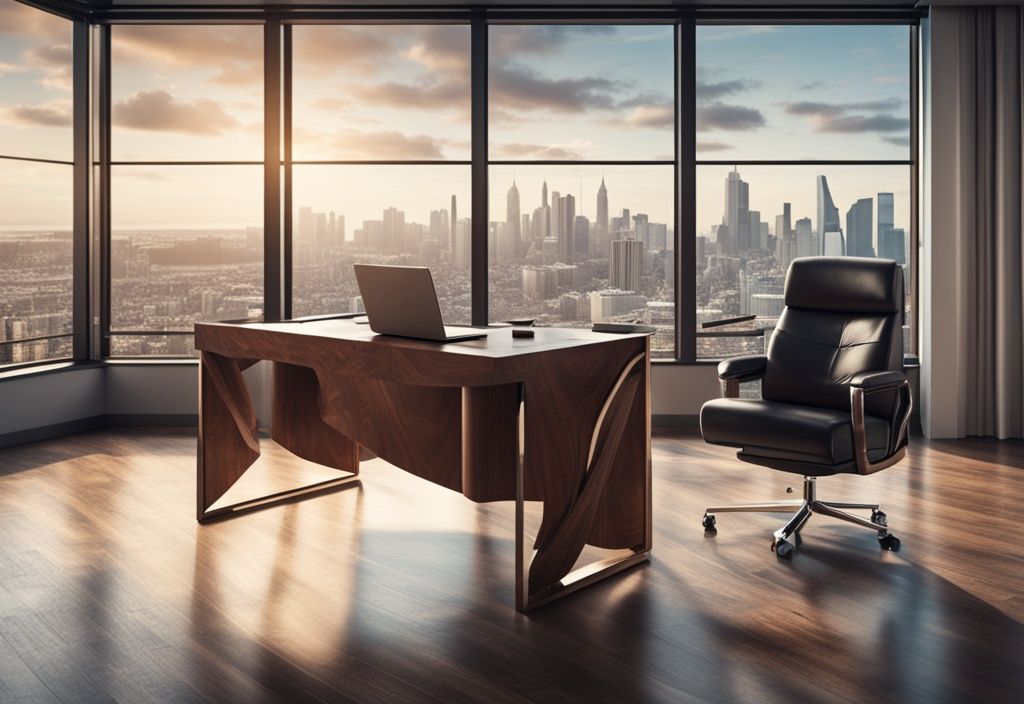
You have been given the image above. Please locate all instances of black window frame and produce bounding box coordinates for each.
[1,1,923,373]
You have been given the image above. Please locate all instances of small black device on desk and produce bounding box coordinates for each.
[512,328,535,339]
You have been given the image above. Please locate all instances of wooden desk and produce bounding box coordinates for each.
[194,320,651,611]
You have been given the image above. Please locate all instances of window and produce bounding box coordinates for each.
[3,12,918,369]
[290,25,472,322]
[108,25,263,356]
[488,25,676,358]
[0,0,73,367]
[695,25,915,360]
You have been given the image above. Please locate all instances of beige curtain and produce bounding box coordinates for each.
[936,5,1024,438]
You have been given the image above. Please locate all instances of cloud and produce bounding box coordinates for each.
[625,104,674,129]
[491,65,619,113]
[883,135,911,147]
[697,102,766,131]
[785,99,902,117]
[291,26,397,76]
[798,80,826,91]
[493,143,584,160]
[405,26,470,74]
[784,99,908,134]
[696,141,732,153]
[331,129,446,159]
[112,90,240,135]
[348,80,469,112]
[22,42,71,90]
[112,26,263,86]
[696,78,758,101]
[0,3,68,41]
[491,26,615,57]
[0,62,22,76]
[2,99,72,127]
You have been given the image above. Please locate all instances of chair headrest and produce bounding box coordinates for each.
[784,257,903,313]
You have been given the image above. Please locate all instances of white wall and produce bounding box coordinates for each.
[0,365,105,437]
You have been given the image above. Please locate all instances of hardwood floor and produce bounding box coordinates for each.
[1,428,1022,704]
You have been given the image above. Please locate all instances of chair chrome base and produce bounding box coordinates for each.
[702,476,900,557]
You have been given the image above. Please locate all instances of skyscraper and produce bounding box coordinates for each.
[610,238,644,292]
[506,179,521,257]
[574,215,590,258]
[558,194,576,263]
[597,177,609,233]
[877,192,896,261]
[816,175,843,255]
[846,197,874,257]
[795,217,816,258]
[551,191,561,237]
[724,168,749,255]
[450,194,457,255]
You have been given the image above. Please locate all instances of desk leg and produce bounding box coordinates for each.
[197,353,360,523]
[515,351,650,612]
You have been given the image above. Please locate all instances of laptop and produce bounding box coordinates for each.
[353,264,487,343]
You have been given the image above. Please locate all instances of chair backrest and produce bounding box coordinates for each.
[763,257,904,413]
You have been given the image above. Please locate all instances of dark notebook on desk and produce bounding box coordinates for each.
[353,264,486,343]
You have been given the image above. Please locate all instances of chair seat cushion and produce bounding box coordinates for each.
[700,398,890,471]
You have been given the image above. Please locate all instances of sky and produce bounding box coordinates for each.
[0,4,911,235]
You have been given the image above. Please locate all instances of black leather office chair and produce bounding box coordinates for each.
[699,257,912,558]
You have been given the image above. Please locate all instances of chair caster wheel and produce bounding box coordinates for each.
[872,510,888,527]
[773,539,795,559]
[878,534,901,551]
[702,514,717,532]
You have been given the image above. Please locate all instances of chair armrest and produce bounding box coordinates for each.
[849,371,912,475]
[717,355,767,382]
[850,370,906,392]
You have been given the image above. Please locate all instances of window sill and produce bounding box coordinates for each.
[0,360,103,383]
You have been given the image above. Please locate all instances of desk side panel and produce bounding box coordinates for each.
[271,362,360,472]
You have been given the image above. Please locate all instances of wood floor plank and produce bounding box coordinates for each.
[0,427,1022,703]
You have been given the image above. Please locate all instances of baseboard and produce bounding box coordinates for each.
[0,413,198,449]
[0,415,106,449]
[652,414,700,428]
[106,413,198,428]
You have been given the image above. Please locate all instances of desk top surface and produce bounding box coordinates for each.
[195,319,650,360]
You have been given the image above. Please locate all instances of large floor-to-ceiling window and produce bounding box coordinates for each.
[0,0,73,367]
[694,24,915,359]
[290,24,472,323]
[107,24,264,356]
[1,5,920,370]
[487,24,676,358]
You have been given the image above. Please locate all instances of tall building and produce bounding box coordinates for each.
[795,217,816,258]
[610,238,643,292]
[558,194,575,263]
[596,177,609,233]
[877,192,896,261]
[551,191,562,237]
[816,175,842,255]
[880,227,907,265]
[846,197,875,257]
[748,210,762,251]
[450,194,457,256]
[506,179,521,257]
[723,168,749,255]
[574,215,590,258]
[454,217,471,271]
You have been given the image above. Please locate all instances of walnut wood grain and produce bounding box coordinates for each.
[197,351,260,518]
[271,362,359,473]
[315,373,462,492]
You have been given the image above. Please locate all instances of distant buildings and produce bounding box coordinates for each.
[846,197,875,258]
[816,175,845,256]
